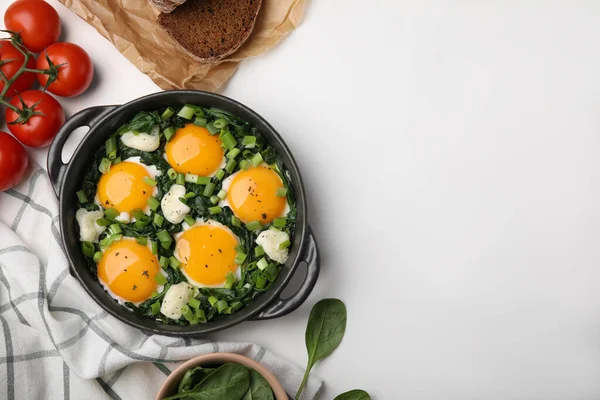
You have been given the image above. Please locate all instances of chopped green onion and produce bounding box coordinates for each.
[231,215,241,227]
[169,256,181,269]
[131,209,145,220]
[231,301,243,311]
[150,302,161,315]
[167,168,177,180]
[234,252,247,265]
[242,149,253,159]
[264,264,280,282]
[217,189,227,200]
[161,107,175,120]
[210,195,220,205]
[159,256,170,268]
[246,220,262,231]
[147,196,160,211]
[176,173,185,185]
[136,236,148,246]
[239,159,251,171]
[279,240,291,250]
[154,273,167,285]
[177,105,195,120]
[153,213,164,227]
[76,190,88,203]
[215,169,225,181]
[273,217,287,229]
[224,272,235,289]
[99,158,111,174]
[104,208,119,220]
[206,122,219,135]
[164,126,176,142]
[251,152,264,167]
[81,242,95,258]
[220,132,237,150]
[254,246,265,257]
[213,118,228,129]
[208,296,218,307]
[235,245,244,253]
[143,176,157,187]
[178,197,187,205]
[196,308,207,323]
[255,275,267,289]
[186,174,210,184]
[188,298,201,309]
[194,117,207,127]
[134,215,151,229]
[184,192,196,199]
[216,300,229,313]
[184,215,196,226]
[225,159,237,173]
[111,157,121,165]
[257,257,269,270]
[275,187,288,197]
[242,136,257,148]
[109,224,122,235]
[151,240,158,255]
[209,206,222,215]
[99,236,113,250]
[226,148,241,159]
[203,182,215,197]
[105,136,117,159]
[96,218,112,227]
[93,251,102,263]
[157,230,172,249]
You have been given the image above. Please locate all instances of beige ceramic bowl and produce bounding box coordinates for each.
[155,352,288,399]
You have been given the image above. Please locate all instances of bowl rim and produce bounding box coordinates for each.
[54,90,311,335]
[154,352,289,399]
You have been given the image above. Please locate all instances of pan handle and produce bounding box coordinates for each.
[252,227,320,320]
[47,105,117,198]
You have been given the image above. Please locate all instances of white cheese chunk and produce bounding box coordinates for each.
[76,208,107,243]
[255,229,290,264]
[120,125,160,152]
[160,282,193,320]
[161,184,191,224]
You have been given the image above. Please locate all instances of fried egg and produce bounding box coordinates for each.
[219,165,290,224]
[96,157,160,215]
[175,219,241,287]
[165,124,225,177]
[97,238,164,305]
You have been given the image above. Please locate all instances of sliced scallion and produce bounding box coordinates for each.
[104,208,119,220]
[150,302,161,315]
[239,159,251,171]
[275,187,288,197]
[151,240,158,255]
[206,122,219,135]
[96,218,112,227]
[279,240,291,250]
[176,173,185,185]
[225,159,237,173]
[246,220,262,231]
[194,117,207,127]
[93,251,102,263]
[169,256,181,269]
[257,257,269,270]
[153,213,164,227]
[143,176,157,187]
[234,252,247,265]
[255,275,267,289]
[209,206,222,215]
[242,136,256,148]
[217,189,227,200]
[254,246,265,257]
[231,215,241,227]
[213,118,228,129]
[112,157,121,165]
[147,196,160,211]
[188,298,200,310]
[109,224,122,235]
[177,105,195,120]
[159,256,170,268]
[215,169,225,181]
[196,308,207,323]
[210,195,220,205]
[251,152,264,167]
[184,215,195,226]
[226,148,241,159]
[203,182,215,197]
[220,132,237,150]
[273,217,287,229]
[81,242,95,258]
[76,190,88,203]
[184,192,196,199]
[135,236,147,246]
[216,300,229,313]
[131,209,145,220]
[105,136,117,159]
[164,126,176,142]
[99,158,111,174]
[208,296,218,307]
[161,107,175,121]
[167,168,177,180]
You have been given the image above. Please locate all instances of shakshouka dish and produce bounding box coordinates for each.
[75,104,296,325]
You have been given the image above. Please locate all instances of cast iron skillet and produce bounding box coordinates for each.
[47,90,319,336]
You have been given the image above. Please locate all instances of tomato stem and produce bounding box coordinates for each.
[0,97,21,114]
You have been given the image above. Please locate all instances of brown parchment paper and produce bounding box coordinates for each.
[57,0,305,92]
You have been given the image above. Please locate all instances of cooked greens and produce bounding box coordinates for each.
[165,363,274,400]
[76,104,296,325]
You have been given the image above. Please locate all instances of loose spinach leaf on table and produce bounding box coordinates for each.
[241,369,274,400]
[165,363,250,400]
[295,298,347,400]
[334,389,372,400]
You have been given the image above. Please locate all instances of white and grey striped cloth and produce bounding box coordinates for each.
[0,164,322,399]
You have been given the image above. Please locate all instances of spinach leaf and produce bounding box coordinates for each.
[295,299,347,400]
[241,370,274,400]
[127,111,160,132]
[164,363,250,400]
[178,366,217,393]
[334,390,371,400]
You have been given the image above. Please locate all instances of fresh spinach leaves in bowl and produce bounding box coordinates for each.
[164,363,274,400]
[75,104,296,325]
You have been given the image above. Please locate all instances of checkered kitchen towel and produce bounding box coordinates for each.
[0,163,322,399]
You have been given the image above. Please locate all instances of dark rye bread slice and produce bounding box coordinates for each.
[158,0,262,63]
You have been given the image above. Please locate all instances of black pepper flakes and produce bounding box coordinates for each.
[132,285,137,290]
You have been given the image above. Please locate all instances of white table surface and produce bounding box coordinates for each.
[3,0,600,399]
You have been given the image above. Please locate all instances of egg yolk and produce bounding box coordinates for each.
[97,162,153,213]
[177,224,238,286]
[226,166,286,224]
[98,240,160,303]
[165,124,224,176]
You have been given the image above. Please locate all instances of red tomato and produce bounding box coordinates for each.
[0,131,29,192]
[5,90,65,148]
[37,42,94,97]
[0,41,35,95]
[4,0,61,53]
